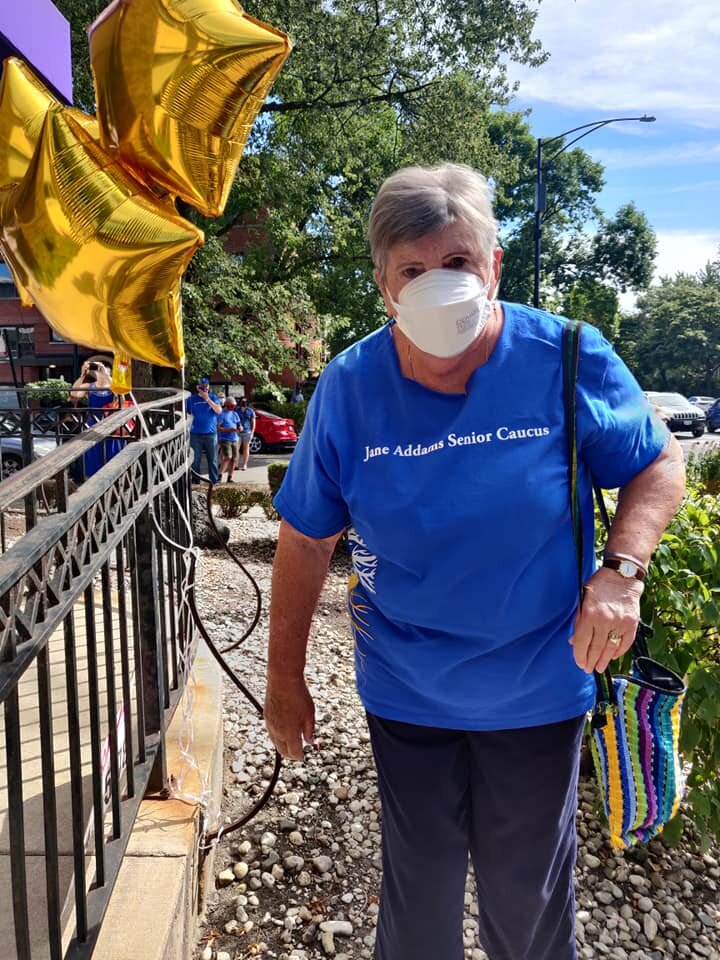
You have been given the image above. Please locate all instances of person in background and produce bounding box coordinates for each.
[218,395,241,482]
[69,359,123,478]
[237,397,256,471]
[186,376,222,483]
[290,382,304,403]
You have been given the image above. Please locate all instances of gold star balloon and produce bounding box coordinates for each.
[0,107,203,367]
[0,58,98,190]
[89,0,292,216]
[0,0,291,381]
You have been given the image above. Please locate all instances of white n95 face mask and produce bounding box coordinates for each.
[391,268,493,359]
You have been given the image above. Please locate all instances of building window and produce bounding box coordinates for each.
[49,328,67,344]
[0,326,35,359]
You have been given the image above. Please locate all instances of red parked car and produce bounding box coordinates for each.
[249,409,298,453]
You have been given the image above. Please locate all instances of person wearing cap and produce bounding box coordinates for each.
[237,397,257,471]
[218,395,242,482]
[186,377,222,484]
[264,164,686,960]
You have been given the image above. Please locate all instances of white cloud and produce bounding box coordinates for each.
[593,142,720,170]
[618,229,718,312]
[670,180,720,194]
[511,0,720,129]
[653,229,719,278]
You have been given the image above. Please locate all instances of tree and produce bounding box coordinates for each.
[617,252,720,393]
[52,0,657,380]
[555,204,657,340]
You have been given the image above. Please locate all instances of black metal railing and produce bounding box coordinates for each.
[0,388,198,959]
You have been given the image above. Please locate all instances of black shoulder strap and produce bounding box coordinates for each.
[561,319,584,601]
[561,319,616,709]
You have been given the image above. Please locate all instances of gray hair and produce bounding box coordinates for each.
[368,163,498,276]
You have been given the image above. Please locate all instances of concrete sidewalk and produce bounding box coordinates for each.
[94,642,223,960]
[0,593,223,960]
[0,594,129,958]
[199,451,293,488]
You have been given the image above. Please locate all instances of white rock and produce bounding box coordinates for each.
[643,914,658,942]
[319,921,354,936]
[313,855,334,874]
[217,868,235,887]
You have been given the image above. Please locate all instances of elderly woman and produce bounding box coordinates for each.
[265,164,685,960]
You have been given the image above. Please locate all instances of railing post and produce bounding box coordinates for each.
[133,467,168,793]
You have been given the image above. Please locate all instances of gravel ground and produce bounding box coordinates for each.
[193,513,720,960]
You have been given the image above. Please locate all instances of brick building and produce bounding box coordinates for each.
[0,261,92,387]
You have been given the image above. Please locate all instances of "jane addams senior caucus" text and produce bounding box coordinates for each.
[363,425,551,462]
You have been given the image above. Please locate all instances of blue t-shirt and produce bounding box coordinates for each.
[237,406,256,433]
[274,303,669,730]
[186,392,220,434]
[219,409,241,442]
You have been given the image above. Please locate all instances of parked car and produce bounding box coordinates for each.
[706,399,720,434]
[0,434,58,477]
[645,392,706,437]
[249,409,298,454]
[688,396,716,412]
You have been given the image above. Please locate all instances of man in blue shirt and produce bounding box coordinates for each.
[186,377,222,483]
[218,395,242,482]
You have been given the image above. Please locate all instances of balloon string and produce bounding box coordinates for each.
[125,383,221,832]
[124,377,279,844]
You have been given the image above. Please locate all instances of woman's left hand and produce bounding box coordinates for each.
[570,567,644,674]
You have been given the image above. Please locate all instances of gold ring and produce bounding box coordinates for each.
[608,632,622,645]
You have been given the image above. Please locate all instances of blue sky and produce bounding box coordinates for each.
[507,0,720,282]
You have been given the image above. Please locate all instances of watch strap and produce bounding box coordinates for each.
[602,556,647,582]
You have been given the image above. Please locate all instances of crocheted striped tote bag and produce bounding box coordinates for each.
[590,650,685,849]
[563,319,687,850]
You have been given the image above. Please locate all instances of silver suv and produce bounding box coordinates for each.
[645,392,706,437]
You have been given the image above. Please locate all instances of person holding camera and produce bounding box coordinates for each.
[186,376,222,483]
[69,360,123,478]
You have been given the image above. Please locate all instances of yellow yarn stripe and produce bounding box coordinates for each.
[603,713,626,849]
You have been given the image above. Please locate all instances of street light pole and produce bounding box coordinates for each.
[533,137,545,312]
[532,114,655,309]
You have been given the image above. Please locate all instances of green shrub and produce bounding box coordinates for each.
[212,485,276,520]
[267,461,288,498]
[686,443,720,495]
[25,378,72,404]
[270,400,307,434]
[248,393,307,433]
[251,387,284,408]
[597,485,720,848]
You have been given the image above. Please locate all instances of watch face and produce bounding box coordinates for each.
[618,560,636,578]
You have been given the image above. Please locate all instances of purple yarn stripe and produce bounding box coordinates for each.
[637,687,657,831]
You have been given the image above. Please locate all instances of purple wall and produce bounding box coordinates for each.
[0,0,73,103]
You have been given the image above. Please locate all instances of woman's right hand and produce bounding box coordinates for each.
[264,677,316,760]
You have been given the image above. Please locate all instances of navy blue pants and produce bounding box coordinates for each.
[367,712,584,960]
[190,432,220,484]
